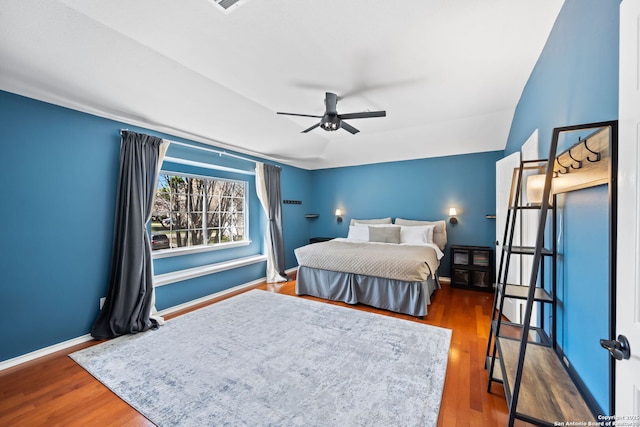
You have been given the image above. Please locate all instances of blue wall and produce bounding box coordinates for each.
[1,91,120,362]
[307,151,503,277]
[556,186,610,411]
[281,166,314,269]
[0,90,311,362]
[502,0,619,413]
[505,0,619,158]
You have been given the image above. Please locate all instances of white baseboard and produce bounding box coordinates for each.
[0,334,94,372]
[0,268,299,372]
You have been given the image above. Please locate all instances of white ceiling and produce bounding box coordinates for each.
[0,0,563,170]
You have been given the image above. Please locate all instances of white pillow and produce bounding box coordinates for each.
[347,225,369,241]
[395,218,447,250]
[400,225,435,245]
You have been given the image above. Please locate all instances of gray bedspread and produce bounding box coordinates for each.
[294,239,440,282]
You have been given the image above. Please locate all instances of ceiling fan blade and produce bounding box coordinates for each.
[338,111,386,120]
[277,112,323,118]
[340,121,360,134]
[301,122,321,133]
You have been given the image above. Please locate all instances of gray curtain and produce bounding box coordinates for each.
[91,131,166,339]
[263,164,288,281]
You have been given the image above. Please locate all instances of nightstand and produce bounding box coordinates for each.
[450,245,494,292]
[309,237,334,244]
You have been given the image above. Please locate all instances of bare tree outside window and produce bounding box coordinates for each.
[151,174,247,251]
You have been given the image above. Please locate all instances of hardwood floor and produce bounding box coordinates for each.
[0,279,529,426]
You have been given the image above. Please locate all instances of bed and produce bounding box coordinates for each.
[294,218,446,317]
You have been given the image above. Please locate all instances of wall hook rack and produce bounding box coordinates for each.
[583,138,601,162]
[555,157,570,174]
[568,148,583,169]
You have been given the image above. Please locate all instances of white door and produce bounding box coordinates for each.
[520,132,539,325]
[616,0,640,415]
[496,152,521,322]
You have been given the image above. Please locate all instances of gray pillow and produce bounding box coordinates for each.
[394,218,447,250]
[350,217,392,226]
[368,226,401,244]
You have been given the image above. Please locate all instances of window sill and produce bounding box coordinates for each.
[152,240,252,259]
[154,254,267,287]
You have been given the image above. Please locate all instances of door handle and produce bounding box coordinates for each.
[600,335,631,360]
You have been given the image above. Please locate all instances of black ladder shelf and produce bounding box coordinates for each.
[485,151,595,425]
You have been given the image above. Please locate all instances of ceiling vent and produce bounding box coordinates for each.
[209,0,246,13]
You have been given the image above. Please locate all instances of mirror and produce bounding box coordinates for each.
[549,120,618,415]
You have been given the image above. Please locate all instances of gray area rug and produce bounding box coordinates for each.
[71,290,451,426]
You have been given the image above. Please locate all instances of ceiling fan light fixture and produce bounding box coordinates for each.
[321,115,340,131]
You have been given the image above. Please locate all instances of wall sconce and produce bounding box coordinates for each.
[449,207,458,224]
[335,209,343,223]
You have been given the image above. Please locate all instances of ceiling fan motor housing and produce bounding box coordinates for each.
[324,92,339,114]
[321,113,341,131]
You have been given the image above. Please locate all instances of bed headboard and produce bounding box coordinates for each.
[349,217,392,226]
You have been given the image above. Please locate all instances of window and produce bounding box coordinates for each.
[151,173,247,251]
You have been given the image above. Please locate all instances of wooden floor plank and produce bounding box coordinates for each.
[0,278,532,426]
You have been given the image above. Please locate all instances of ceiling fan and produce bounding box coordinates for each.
[277,92,386,134]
